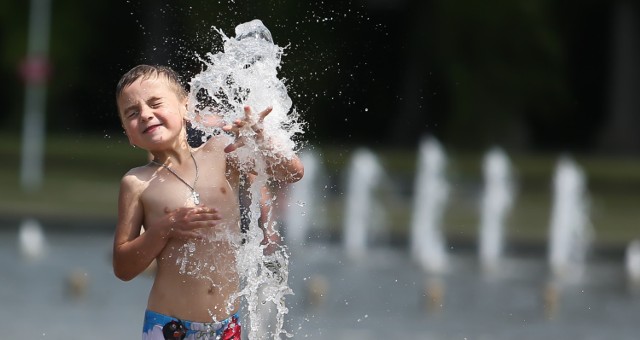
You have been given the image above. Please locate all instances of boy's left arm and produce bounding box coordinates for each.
[224,105,304,184]
[262,149,304,183]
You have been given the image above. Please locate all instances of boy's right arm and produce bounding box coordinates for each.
[112,175,167,281]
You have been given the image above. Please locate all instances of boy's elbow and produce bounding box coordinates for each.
[279,164,304,183]
[290,165,304,183]
[286,159,304,183]
[113,266,135,282]
[113,254,136,281]
[269,159,304,183]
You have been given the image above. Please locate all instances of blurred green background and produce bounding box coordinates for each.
[1,0,639,250]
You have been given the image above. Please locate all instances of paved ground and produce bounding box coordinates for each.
[2,230,639,339]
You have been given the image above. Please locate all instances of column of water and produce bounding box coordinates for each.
[409,138,449,274]
[548,157,592,282]
[188,20,303,340]
[342,148,384,260]
[479,147,514,274]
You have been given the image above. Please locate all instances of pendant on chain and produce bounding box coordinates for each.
[192,191,200,205]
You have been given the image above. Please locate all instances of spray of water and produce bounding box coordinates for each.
[187,19,304,339]
[19,218,46,262]
[479,147,515,274]
[342,148,386,260]
[626,239,640,292]
[548,156,593,283]
[410,137,449,274]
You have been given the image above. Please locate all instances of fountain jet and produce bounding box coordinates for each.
[548,156,593,283]
[625,239,640,294]
[19,218,46,262]
[410,138,449,274]
[343,148,385,260]
[479,147,515,275]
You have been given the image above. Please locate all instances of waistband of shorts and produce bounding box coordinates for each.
[143,309,240,333]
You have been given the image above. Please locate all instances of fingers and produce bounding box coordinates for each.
[187,211,222,223]
[257,106,272,122]
[244,105,252,121]
[166,206,222,231]
[244,105,272,122]
[224,139,245,153]
[222,118,245,134]
[222,105,271,152]
[183,207,221,224]
[225,106,271,130]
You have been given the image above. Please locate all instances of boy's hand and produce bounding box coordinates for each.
[162,206,221,240]
[192,111,224,128]
[222,105,271,153]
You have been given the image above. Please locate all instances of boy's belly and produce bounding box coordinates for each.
[147,239,241,322]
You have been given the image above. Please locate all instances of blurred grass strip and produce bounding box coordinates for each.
[0,133,145,220]
[1,133,639,247]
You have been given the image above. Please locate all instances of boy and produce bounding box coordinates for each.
[112,65,304,339]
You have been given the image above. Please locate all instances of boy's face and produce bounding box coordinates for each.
[117,76,187,151]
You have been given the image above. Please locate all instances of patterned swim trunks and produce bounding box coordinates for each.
[142,309,241,340]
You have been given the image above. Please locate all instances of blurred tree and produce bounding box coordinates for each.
[427,0,569,150]
[599,1,640,154]
[385,0,611,151]
[0,1,28,131]
[0,0,617,153]
[532,0,611,151]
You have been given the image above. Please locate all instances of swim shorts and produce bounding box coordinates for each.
[142,309,241,340]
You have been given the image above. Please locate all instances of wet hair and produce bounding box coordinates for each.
[115,64,188,102]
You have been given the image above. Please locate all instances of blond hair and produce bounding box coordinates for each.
[116,64,188,102]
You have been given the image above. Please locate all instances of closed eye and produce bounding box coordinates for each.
[148,97,163,109]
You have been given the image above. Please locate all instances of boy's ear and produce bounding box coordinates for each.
[121,127,134,145]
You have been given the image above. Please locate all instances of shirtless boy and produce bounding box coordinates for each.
[112,65,303,339]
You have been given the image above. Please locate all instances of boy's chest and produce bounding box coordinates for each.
[143,171,237,204]
[140,168,240,222]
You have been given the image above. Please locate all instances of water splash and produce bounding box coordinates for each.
[188,20,303,162]
[625,239,640,293]
[548,156,593,283]
[342,148,386,260]
[187,19,303,339]
[19,218,46,262]
[409,137,449,274]
[478,147,515,275]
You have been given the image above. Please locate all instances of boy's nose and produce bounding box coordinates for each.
[140,107,154,120]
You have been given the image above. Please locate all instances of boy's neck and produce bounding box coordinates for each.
[150,144,193,165]
[148,128,193,165]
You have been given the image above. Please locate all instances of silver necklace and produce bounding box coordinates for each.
[151,152,200,205]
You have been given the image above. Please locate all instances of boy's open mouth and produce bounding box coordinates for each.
[143,124,162,134]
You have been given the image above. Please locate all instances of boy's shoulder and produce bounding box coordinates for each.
[194,134,232,162]
[120,164,154,190]
[123,163,154,177]
[195,132,229,152]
